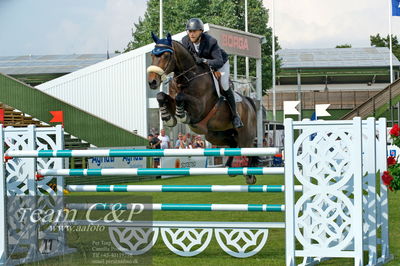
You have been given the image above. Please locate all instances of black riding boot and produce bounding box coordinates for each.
[224,88,244,128]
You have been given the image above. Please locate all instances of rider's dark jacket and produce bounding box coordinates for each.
[181,33,228,70]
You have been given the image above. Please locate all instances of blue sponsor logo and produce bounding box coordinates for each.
[390,150,397,157]
[91,157,115,166]
[91,156,143,166]
[122,157,143,165]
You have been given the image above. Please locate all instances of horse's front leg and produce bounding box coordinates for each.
[175,92,190,124]
[157,92,177,127]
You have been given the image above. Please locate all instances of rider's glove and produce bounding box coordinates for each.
[195,57,208,65]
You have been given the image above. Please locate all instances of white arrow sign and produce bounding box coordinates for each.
[315,104,331,117]
[283,101,300,116]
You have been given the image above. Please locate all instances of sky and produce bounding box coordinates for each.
[1,0,400,56]
[0,0,147,56]
[263,0,400,49]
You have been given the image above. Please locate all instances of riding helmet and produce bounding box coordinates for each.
[186,18,204,31]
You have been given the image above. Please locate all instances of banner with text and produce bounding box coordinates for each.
[88,146,146,169]
[160,156,208,178]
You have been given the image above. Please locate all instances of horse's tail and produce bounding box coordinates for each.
[243,96,261,153]
[245,96,257,112]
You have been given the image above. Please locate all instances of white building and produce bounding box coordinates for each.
[36,24,264,142]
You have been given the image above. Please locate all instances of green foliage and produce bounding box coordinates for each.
[388,164,400,191]
[370,33,400,61]
[335,44,352,48]
[125,0,280,94]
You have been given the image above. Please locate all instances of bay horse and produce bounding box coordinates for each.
[147,33,258,184]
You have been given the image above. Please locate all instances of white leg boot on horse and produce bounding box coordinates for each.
[160,105,177,127]
[156,92,177,127]
[175,93,190,124]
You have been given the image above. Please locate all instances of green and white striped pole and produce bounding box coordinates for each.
[66,203,285,212]
[6,147,279,158]
[67,184,303,193]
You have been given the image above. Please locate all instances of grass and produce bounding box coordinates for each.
[25,174,400,266]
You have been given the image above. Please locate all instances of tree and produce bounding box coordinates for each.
[125,0,280,95]
[370,33,400,60]
[335,44,352,48]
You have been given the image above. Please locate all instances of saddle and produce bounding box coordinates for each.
[211,71,242,102]
[213,71,222,80]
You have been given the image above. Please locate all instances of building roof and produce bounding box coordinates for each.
[277,47,400,69]
[0,53,117,75]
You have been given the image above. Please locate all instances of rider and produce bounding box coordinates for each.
[181,18,244,128]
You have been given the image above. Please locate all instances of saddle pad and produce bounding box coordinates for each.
[212,73,221,97]
[234,91,243,103]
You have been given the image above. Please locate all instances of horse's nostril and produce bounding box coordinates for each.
[148,79,158,89]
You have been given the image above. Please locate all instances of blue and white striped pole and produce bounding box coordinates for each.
[38,167,285,177]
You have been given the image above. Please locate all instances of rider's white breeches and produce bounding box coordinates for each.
[218,60,230,91]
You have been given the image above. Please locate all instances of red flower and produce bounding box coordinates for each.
[389,124,400,137]
[387,156,397,166]
[382,171,394,186]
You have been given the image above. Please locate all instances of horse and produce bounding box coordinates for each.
[147,33,258,184]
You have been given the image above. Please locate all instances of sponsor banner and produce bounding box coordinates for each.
[161,156,208,178]
[88,146,146,169]
[208,25,262,59]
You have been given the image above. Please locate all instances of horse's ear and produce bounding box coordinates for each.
[151,32,159,43]
[166,33,172,43]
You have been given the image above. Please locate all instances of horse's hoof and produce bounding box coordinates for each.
[164,117,177,127]
[176,114,189,124]
[245,175,257,184]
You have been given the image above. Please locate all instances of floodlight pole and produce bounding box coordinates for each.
[272,0,276,121]
[159,0,163,38]
[159,0,163,131]
[245,0,249,79]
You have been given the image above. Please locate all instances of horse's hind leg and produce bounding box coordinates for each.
[245,156,259,184]
[235,112,258,184]
[205,130,238,176]
[225,156,234,167]
[225,156,238,177]
[157,92,177,127]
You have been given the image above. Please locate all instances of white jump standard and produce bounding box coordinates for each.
[0,118,391,265]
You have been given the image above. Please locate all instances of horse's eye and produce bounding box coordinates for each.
[162,53,170,58]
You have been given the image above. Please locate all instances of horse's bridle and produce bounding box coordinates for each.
[146,44,175,81]
[147,43,212,84]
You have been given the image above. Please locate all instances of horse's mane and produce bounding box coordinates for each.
[172,40,196,61]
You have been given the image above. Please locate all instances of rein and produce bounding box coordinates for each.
[148,42,213,85]
[173,64,212,84]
